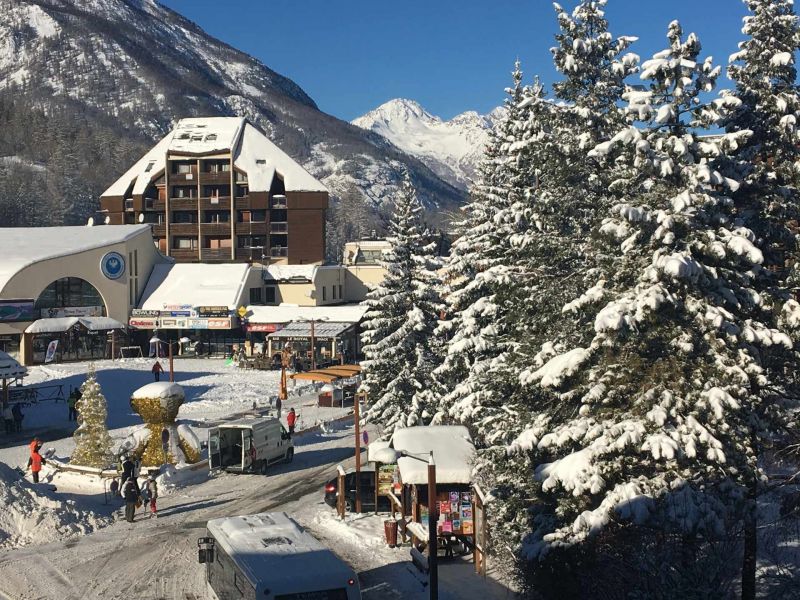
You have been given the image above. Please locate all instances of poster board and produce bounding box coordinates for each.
[377,464,397,496]
[434,488,473,536]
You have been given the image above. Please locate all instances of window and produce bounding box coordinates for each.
[173,237,198,250]
[338,284,343,300]
[173,186,196,199]
[35,277,105,312]
[237,210,265,223]
[322,286,327,301]
[249,288,263,305]
[332,285,337,300]
[172,162,193,174]
[238,235,265,249]
[203,236,231,249]
[235,185,248,198]
[265,287,276,304]
[203,185,230,198]
[172,211,196,224]
[204,211,230,223]
[144,161,155,173]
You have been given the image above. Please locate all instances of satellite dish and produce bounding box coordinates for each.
[104,216,111,225]
[138,213,145,223]
[86,217,95,227]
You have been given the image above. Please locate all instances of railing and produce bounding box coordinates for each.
[168,198,198,210]
[170,248,200,260]
[199,171,231,185]
[270,222,288,234]
[270,246,289,258]
[9,384,66,404]
[199,197,231,210]
[200,223,232,236]
[201,248,231,261]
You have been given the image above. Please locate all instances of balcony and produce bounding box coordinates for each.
[199,171,232,185]
[270,195,287,209]
[269,222,288,234]
[270,246,289,258]
[200,222,231,236]
[234,222,267,235]
[200,248,231,261]
[170,165,198,180]
[169,198,197,210]
[169,248,199,261]
[199,197,231,210]
[151,224,166,237]
[235,249,263,261]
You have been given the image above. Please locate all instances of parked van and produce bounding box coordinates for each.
[198,512,361,600]
[208,417,293,474]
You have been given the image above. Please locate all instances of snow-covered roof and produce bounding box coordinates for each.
[262,264,319,282]
[102,118,327,198]
[367,440,391,463]
[206,512,356,594]
[391,426,476,485]
[25,317,125,334]
[139,263,249,310]
[0,351,26,379]
[247,304,368,324]
[0,225,150,295]
[131,382,185,400]
[268,321,355,339]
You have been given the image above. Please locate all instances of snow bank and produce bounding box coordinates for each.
[0,462,110,548]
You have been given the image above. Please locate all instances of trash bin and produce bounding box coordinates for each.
[384,519,398,547]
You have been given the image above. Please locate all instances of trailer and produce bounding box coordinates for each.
[198,512,361,599]
[208,417,293,474]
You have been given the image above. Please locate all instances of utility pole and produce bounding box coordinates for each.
[168,340,174,382]
[354,391,362,513]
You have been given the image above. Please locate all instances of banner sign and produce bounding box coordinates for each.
[160,304,193,311]
[129,318,158,329]
[159,318,187,329]
[0,300,36,322]
[208,318,232,329]
[41,306,103,318]
[246,323,282,333]
[131,309,160,318]
[44,340,59,363]
[187,318,233,330]
[197,306,230,318]
[161,311,193,318]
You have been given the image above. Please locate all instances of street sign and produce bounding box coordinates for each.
[237,306,248,318]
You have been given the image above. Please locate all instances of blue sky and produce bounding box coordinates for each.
[160,0,749,121]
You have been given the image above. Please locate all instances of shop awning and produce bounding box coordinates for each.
[267,321,355,339]
[25,317,125,334]
[290,364,362,383]
[0,350,26,379]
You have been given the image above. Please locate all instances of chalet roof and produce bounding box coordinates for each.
[246,304,368,325]
[101,117,328,198]
[138,263,250,310]
[0,225,151,296]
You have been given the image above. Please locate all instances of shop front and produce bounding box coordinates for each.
[26,316,126,364]
[266,321,359,368]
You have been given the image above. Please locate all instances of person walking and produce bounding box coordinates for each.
[2,404,13,434]
[275,396,282,418]
[12,403,23,433]
[151,361,164,382]
[146,473,158,518]
[67,390,78,421]
[139,476,150,517]
[287,407,297,435]
[122,477,139,523]
[28,444,45,483]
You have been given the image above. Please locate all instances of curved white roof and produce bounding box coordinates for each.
[102,117,328,198]
[138,263,249,310]
[0,225,150,296]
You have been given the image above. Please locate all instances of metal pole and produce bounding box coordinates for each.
[354,391,361,514]
[168,341,174,382]
[337,464,346,520]
[310,320,316,371]
[428,453,438,600]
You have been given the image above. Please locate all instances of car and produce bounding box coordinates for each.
[324,465,393,513]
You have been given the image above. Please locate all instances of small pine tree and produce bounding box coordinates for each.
[360,177,442,438]
[70,366,114,468]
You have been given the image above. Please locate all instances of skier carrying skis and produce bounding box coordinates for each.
[122,477,139,523]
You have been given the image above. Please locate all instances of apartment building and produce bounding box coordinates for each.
[100,117,328,265]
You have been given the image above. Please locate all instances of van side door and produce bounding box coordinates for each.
[242,430,254,471]
[208,428,221,470]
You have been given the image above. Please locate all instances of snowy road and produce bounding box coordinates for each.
[0,423,361,600]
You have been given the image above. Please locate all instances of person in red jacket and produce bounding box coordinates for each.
[29,444,45,483]
[286,407,297,435]
[151,361,164,382]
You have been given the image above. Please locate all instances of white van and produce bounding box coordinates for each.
[198,512,361,600]
[208,417,293,474]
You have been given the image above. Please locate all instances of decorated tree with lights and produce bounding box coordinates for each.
[70,366,114,468]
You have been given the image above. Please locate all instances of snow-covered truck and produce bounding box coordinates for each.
[198,512,362,599]
[208,417,293,474]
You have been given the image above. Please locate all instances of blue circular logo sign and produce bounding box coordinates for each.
[100,252,126,280]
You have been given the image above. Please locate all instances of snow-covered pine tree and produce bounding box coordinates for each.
[360,177,442,438]
[503,21,794,596]
[70,366,114,468]
[469,3,640,586]
[431,62,539,436]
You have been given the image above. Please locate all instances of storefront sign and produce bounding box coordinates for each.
[160,303,193,312]
[187,318,233,330]
[131,309,160,318]
[129,318,158,329]
[100,251,126,280]
[197,306,230,318]
[161,311,193,318]
[0,300,36,322]
[159,318,187,329]
[41,306,103,318]
[246,323,282,333]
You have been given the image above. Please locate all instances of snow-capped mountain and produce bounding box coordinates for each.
[353,99,502,190]
[0,0,463,226]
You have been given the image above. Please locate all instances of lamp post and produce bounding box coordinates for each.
[373,448,438,600]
